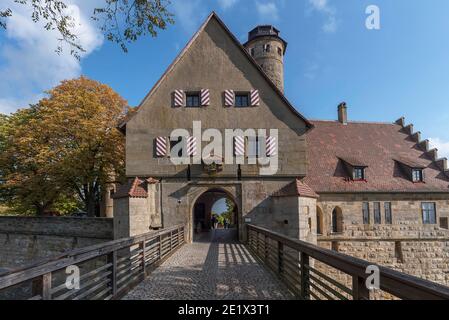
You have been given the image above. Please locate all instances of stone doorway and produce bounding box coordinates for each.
[192,188,239,242]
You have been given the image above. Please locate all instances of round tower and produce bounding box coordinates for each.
[244,25,287,93]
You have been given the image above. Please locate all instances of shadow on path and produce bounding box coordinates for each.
[123,229,292,300]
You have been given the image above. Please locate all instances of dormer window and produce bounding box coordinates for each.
[412,169,424,183]
[353,167,365,181]
[395,157,426,183]
[338,156,367,181]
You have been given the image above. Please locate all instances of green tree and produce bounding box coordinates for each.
[36,76,127,216]
[0,0,174,59]
[220,198,235,225]
[0,76,127,216]
[0,108,70,215]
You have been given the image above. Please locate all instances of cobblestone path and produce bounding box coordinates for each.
[123,229,292,300]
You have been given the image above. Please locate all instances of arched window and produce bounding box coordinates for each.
[316,207,324,235]
[332,207,343,233]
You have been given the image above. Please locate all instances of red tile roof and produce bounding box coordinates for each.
[112,177,148,199]
[273,179,319,198]
[304,120,449,193]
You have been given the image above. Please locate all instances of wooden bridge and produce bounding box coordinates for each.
[1,224,449,300]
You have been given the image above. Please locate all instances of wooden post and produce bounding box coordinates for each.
[256,232,259,256]
[264,235,269,262]
[108,251,117,298]
[141,240,146,277]
[278,242,284,275]
[300,252,310,300]
[352,275,370,300]
[42,272,52,300]
[159,234,163,260]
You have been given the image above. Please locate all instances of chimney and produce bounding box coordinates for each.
[338,102,348,125]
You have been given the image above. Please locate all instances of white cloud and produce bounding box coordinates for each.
[218,0,239,10]
[171,0,207,34]
[429,138,449,159]
[308,0,338,33]
[0,1,103,114]
[256,2,279,22]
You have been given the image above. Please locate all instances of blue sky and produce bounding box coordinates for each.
[1,0,449,156]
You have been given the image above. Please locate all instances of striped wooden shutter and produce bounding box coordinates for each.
[250,89,260,106]
[266,136,277,156]
[234,136,245,156]
[156,137,167,157]
[201,89,210,106]
[224,90,235,107]
[187,136,198,156]
[173,90,185,107]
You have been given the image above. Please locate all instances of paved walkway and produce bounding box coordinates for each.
[123,229,292,300]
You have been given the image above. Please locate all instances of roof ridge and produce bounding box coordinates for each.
[310,119,398,125]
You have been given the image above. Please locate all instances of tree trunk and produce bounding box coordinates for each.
[85,181,99,217]
[35,204,45,216]
[86,192,96,217]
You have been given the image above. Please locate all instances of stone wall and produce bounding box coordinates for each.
[314,193,449,296]
[0,217,113,271]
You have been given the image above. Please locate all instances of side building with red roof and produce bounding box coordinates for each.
[305,103,449,285]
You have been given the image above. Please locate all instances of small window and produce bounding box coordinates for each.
[331,207,343,233]
[277,47,282,56]
[385,202,392,224]
[353,167,365,180]
[362,202,370,225]
[412,169,423,182]
[316,208,323,235]
[395,241,404,263]
[374,202,381,224]
[422,202,436,224]
[263,44,271,52]
[186,92,200,107]
[440,217,449,230]
[235,93,249,107]
[331,241,339,252]
[250,48,255,56]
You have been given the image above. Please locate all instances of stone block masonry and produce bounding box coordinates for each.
[0,217,113,271]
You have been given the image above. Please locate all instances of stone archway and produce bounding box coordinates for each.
[190,187,240,242]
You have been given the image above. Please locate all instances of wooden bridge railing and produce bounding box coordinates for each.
[0,225,185,300]
[247,224,449,300]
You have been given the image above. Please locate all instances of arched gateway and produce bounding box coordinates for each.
[191,188,239,242]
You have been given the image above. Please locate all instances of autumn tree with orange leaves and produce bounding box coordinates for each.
[0,77,127,216]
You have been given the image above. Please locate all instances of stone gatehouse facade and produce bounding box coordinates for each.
[112,13,449,286]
